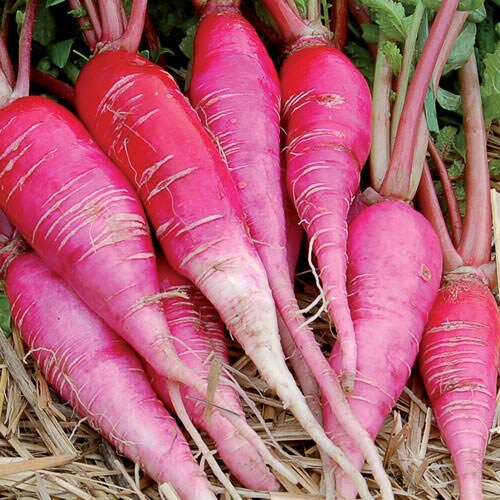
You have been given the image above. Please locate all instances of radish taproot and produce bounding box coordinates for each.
[148,255,279,492]
[0,240,215,500]
[0,1,194,391]
[72,1,372,491]
[259,1,395,497]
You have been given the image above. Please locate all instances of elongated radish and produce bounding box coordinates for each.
[72,4,372,491]
[256,2,396,497]
[0,0,219,395]
[147,256,279,492]
[419,270,499,499]
[1,247,215,500]
[260,0,372,393]
[324,201,442,497]
[189,0,319,434]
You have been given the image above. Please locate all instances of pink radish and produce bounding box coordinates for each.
[320,0,463,495]
[1,247,215,500]
[148,256,279,492]
[324,201,443,497]
[0,4,286,487]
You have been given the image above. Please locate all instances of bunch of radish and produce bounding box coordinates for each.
[0,0,497,499]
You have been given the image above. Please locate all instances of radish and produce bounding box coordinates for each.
[0,1,192,390]
[0,240,215,500]
[257,0,459,494]
[147,255,279,492]
[71,1,373,491]
[259,1,371,394]
[258,1,398,497]
[416,51,500,499]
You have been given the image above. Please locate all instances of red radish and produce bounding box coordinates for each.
[319,0,463,495]
[420,270,499,499]
[148,256,279,492]
[324,201,443,497]
[0,6,276,487]
[188,0,320,438]
[0,1,195,391]
[1,247,215,500]
[260,0,371,393]
[258,2,395,497]
[72,3,371,490]
[416,51,499,499]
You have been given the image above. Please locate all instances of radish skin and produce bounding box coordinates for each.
[4,251,215,500]
[323,201,443,498]
[148,256,279,492]
[74,50,371,491]
[281,44,372,391]
[419,270,500,499]
[0,97,194,389]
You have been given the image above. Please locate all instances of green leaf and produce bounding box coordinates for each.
[179,23,197,60]
[480,42,500,120]
[68,7,87,18]
[362,23,379,45]
[443,22,476,75]
[48,39,73,68]
[34,2,57,46]
[437,87,462,111]
[0,295,11,336]
[361,0,408,42]
[435,126,458,154]
[458,0,484,10]
[448,159,465,180]
[468,4,486,23]
[47,0,66,6]
[453,127,467,158]
[424,85,439,133]
[295,0,308,17]
[490,158,500,179]
[382,40,402,75]
[345,42,375,87]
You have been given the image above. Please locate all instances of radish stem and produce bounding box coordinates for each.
[381,0,459,200]
[390,0,425,149]
[332,0,348,50]
[118,0,147,52]
[457,52,492,266]
[417,163,464,271]
[370,31,392,190]
[12,0,38,98]
[428,138,463,246]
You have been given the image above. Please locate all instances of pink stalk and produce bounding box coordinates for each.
[0,35,15,87]
[98,0,123,41]
[457,52,491,267]
[380,0,459,200]
[68,0,97,48]
[332,0,348,50]
[260,0,315,43]
[82,0,102,42]
[428,138,462,246]
[417,163,464,272]
[12,0,38,98]
[30,69,76,106]
[117,0,147,52]
[370,34,393,191]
